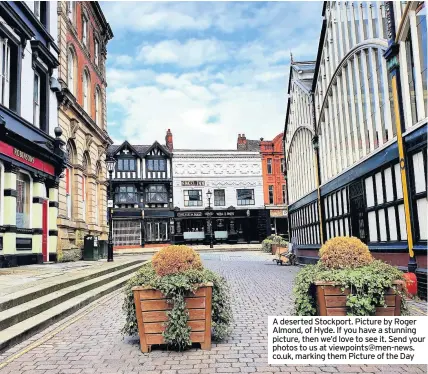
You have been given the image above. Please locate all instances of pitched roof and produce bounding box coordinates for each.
[107,143,151,156]
[246,139,261,151]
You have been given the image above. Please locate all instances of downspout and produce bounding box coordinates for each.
[383,2,417,273]
[310,92,325,245]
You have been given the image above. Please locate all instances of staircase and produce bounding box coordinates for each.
[0,259,146,351]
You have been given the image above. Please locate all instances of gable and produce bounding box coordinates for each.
[144,141,170,158]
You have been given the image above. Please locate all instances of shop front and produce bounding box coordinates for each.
[112,209,143,248]
[143,210,174,244]
[269,208,288,238]
[0,124,66,267]
[173,208,270,245]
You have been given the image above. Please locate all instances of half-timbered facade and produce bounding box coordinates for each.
[107,132,174,247]
[285,1,427,298]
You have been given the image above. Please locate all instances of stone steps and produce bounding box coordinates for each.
[0,259,146,352]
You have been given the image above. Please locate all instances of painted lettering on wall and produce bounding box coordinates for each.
[181,181,205,186]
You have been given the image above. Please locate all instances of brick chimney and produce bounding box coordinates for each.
[237,133,247,150]
[165,129,173,151]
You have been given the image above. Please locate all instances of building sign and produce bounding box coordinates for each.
[13,148,35,163]
[0,141,55,175]
[181,181,205,186]
[270,209,288,217]
[176,210,251,218]
[177,212,203,218]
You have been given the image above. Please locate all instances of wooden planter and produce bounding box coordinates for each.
[132,283,213,353]
[314,280,404,316]
[271,244,277,255]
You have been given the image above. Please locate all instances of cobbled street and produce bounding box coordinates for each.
[0,251,426,374]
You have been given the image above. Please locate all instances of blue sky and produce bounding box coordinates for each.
[101,1,323,149]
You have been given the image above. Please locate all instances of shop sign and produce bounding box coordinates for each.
[270,209,288,217]
[177,211,203,217]
[177,210,242,218]
[0,141,55,176]
[13,148,35,163]
[181,181,205,186]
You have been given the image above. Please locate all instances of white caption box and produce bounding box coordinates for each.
[268,316,428,365]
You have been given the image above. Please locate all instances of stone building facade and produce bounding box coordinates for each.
[56,1,113,252]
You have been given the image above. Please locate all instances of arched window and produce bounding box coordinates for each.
[67,1,76,24]
[83,70,90,113]
[67,49,76,95]
[95,87,101,126]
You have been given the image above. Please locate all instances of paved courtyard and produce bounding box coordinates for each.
[0,251,426,374]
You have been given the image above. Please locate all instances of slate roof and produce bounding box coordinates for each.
[107,144,151,156]
[246,139,261,151]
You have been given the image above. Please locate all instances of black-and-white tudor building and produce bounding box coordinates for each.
[107,130,174,246]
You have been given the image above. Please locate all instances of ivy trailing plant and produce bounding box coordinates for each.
[122,247,233,351]
[293,237,409,316]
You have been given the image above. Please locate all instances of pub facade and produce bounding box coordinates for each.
[0,2,66,266]
[172,150,270,244]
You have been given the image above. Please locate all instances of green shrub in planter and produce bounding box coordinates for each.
[123,262,233,350]
[293,236,408,316]
[262,235,287,253]
[261,239,273,253]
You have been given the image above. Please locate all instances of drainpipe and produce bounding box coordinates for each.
[383,2,417,273]
[310,91,325,245]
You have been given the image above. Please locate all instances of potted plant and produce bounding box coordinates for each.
[262,235,287,254]
[293,237,408,316]
[122,245,232,352]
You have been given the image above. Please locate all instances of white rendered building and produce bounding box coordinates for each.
[172,150,269,244]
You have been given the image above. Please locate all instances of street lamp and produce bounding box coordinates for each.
[106,156,117,262]
[206,190,213,248]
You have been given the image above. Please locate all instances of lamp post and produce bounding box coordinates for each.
[106,156,117,262]
[206,189,213,248]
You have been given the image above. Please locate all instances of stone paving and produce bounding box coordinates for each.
[0,251,426,374]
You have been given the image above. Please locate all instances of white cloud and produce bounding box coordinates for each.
[137,39,230,67]
[102,2,324,149]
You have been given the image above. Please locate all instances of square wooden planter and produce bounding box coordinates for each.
[132,283,213,353]
[314,280,404,316]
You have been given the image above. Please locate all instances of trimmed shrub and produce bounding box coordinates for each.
[261,239,273,253]
[319,236,373,270]
[152,245,203,276]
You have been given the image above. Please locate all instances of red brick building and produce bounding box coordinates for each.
[237,133,288,237]
[56,2,114,252]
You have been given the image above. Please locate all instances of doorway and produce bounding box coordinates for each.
[349,180,368,243]
[42,199,48,262]
[146,220,169,242]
